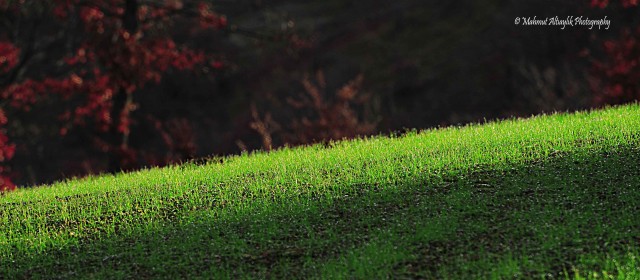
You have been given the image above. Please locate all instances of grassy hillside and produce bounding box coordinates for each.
[2,104,640,279]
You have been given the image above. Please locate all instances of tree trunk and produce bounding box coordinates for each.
[107,0,138,173]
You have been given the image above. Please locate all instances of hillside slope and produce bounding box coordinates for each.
[2,104,640,278]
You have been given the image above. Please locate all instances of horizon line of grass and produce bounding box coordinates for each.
[7,103,640,199]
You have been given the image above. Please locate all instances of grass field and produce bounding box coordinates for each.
[1,104,640,279]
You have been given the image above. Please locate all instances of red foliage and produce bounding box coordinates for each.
[0,109,14,191]
[591,0,638,8]
[590,0,640,105]
[0,41,19,191]
[197,2,227,29]
[0,175,15,192]
[0,42,19,73]
[592,28,640,104]
[0,0,226,190]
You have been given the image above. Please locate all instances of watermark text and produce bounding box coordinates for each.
[514,16,610,30]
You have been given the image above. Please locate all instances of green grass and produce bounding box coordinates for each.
[2,104,640,279]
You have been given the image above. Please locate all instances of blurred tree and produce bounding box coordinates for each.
[250,71,377,150]
[0,41,17,191]
[0,0,226,189]
[590,0,640,105]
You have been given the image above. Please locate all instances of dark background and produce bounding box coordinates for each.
[1,0,637,187]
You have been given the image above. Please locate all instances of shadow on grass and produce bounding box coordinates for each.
[5,145,640,279]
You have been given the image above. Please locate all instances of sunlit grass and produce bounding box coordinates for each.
[1,103,639,278]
